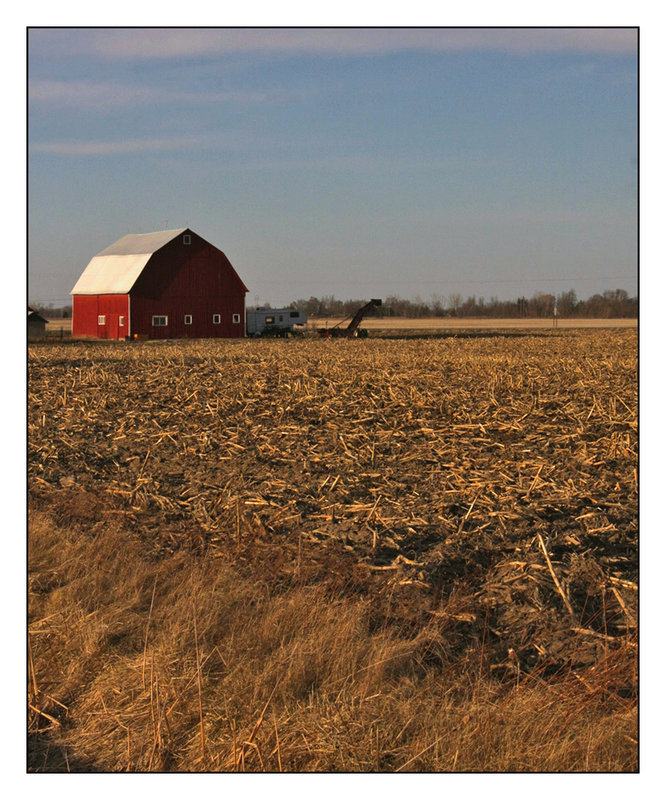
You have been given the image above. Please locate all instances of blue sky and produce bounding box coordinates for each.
[27,27,638,308]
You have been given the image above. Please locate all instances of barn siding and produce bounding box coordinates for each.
[129,232,246,339]
[73,295,129,339]
[72,295,98,338]
[97,295,131,339]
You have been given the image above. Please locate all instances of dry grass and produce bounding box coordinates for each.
[28,511,636,773]
[28,330,638,772]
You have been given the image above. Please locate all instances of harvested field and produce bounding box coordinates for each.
[28,330,637,772]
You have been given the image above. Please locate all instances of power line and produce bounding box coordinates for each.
[254,274,636,287]
[392,275,636,286]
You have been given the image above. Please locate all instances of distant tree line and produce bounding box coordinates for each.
[282,289,637,319]
[35,288,637,321]
[29,303,72,318]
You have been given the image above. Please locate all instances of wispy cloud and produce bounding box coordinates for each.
[28,135,507,169]
[29,80,156,109]
[29,134,215,156]
[28,79,294,111]
[29,27,637,61]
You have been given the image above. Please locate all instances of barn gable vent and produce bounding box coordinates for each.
[183,234,191,245]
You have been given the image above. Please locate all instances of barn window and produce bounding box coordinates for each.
[290,311,299,318]
[98,315,106,325]
[184,314,192,325]
[183,234,191,245]
[152,315,168,326]
[213,314,221,324]
[265,316,274,324]
[119,316,125,326]
[232,313,241,324]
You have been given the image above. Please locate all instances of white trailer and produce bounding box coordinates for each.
[246,308,307,337]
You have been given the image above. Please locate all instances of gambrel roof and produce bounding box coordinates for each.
[71,228,191,295]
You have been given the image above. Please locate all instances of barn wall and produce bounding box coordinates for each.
[72,295,98,338]
[130,231,247,339]
[72,295,129,339]
[97,295,131,339]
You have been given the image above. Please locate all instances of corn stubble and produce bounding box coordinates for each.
[28,331,637,772]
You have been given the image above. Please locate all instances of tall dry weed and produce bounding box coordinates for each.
[28,508,636,772]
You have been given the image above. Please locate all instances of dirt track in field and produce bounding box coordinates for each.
[312,317,637,330]
[45,316,637,336]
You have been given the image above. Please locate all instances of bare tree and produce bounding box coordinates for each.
[448,293,462,317]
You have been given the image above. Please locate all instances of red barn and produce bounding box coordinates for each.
[71,228,248,340]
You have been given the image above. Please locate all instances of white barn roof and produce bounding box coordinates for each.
[71,228,188,295]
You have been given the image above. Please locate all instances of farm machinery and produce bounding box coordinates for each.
[318,299,382,338]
